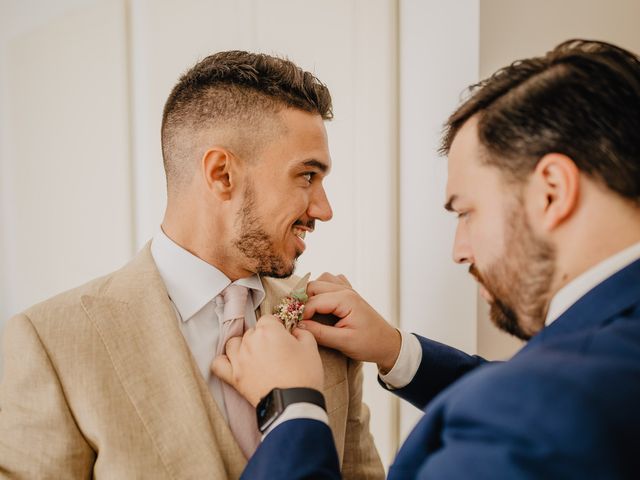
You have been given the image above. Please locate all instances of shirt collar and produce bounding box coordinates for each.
[545,241,640,325]
[151,229,265,321]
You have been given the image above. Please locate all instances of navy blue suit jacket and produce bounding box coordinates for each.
[242,258,640,479]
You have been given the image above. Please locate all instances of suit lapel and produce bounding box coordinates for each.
[525,257,640,351]
[80,246,238,478]
[258,275,305,319]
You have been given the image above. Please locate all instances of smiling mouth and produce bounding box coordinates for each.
[292,226,307,240]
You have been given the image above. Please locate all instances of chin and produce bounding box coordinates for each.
[267,264,296,279]
[268,270,294,279]
[282,256,298,277]
[259,254,297,279]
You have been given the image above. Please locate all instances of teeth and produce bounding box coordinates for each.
[293,228,306,239]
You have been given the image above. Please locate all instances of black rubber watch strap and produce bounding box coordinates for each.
[256,387,326,433]
[279,387,326,411]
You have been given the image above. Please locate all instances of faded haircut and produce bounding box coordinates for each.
[161,50,333,193]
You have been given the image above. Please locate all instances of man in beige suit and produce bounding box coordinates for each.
[0,51,383,479]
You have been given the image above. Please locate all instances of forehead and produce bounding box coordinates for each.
[265,108,332,171]
[445,117,502,205]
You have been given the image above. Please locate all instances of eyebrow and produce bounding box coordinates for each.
[301,159,330,174]
[444,195,457,212]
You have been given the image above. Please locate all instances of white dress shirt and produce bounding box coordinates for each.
[544,241,640,325]
[151,229,328,436]
[151,229,265,422]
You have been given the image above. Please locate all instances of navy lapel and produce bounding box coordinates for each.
[524,257,640,351]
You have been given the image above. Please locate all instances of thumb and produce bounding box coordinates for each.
[211,354,234,386]
[292,326,318,347]
[299,320,351,351]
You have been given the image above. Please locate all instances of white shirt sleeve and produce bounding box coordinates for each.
[261,402,329,439]
[261,330,423,440]
[379,330,422,389]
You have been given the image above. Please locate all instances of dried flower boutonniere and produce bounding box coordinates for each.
[273,273,310,332]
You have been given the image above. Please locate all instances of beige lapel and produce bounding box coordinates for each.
[258,275,304,319]
[80,245,245,479]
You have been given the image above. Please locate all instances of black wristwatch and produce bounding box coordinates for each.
[256,387,326,433]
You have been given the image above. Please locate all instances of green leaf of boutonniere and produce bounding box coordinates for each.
[291,287,308,303]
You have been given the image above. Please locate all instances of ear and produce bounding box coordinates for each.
[528,153,580,231]
[201,147,239,200]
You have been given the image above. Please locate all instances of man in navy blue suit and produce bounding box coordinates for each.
[212,39,640,479]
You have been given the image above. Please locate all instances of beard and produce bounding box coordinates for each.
[232,183,307,278]
[470,203,556,340]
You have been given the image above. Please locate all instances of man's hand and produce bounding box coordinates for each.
[301,273,402,373]
[211,315,324,407]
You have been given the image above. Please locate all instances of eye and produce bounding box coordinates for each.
[457,211,469,220]
[301,172,316,184]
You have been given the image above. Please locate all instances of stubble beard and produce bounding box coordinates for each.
[232,183,298,278]
[471,204,556,341]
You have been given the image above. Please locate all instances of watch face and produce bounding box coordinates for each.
[257,390,281,432]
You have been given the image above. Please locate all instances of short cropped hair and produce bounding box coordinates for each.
[161,51,333,192]
[441,39,640,202]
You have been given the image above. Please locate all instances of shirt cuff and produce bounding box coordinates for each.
[261,402,329,439]
[379,330,422,389]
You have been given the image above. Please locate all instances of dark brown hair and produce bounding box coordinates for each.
[161,51,333,191]
[441,39,640,201]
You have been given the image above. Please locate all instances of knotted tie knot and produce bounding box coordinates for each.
[221,284,249,323]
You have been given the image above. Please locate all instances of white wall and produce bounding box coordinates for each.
[0,0,134,322]
[399,0,480,438]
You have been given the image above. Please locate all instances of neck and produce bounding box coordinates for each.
[550,195,640,296]
[162,197,252,281]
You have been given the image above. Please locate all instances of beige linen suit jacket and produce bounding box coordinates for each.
[0,245,383,479]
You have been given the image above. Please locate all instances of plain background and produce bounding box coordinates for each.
[1,0,639,469]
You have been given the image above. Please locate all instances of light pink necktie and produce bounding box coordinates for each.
[216,284,261,458]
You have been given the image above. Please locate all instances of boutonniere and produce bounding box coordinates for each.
[273,273,310,332]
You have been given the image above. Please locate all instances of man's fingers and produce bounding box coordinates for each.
[307,280,349,297]
[257,314,287,329]
[313,273,351,288]
[335,317,350,328]
[292,326,318,347]
[211,355,234,386]
[225,336,241,359]
[302,291,354,320]
[299,320,351,350]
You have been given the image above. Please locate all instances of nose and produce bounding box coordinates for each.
[452,221,473,264]
[308,185,333,222]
